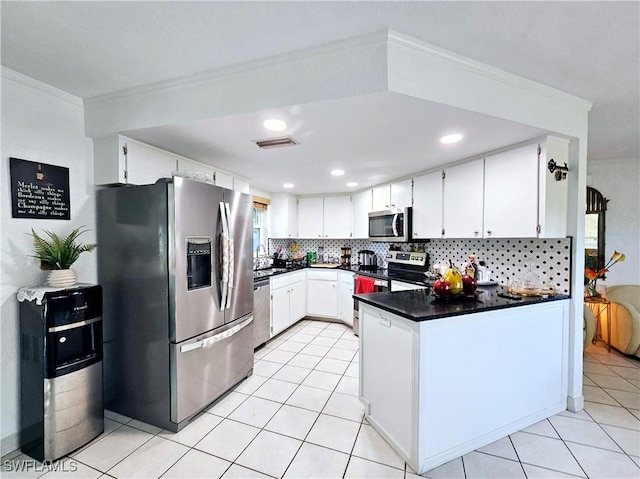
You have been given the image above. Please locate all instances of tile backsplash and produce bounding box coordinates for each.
[269,237,572,294]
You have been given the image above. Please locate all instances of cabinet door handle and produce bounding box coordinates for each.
[378,316,391,328]
[486,230,492,236]
[474,231,479,237]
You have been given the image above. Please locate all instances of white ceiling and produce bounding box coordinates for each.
[2,1,638,194]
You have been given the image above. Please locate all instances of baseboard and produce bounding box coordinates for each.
[567,394,584,412]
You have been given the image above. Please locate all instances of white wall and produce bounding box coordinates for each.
[0,68,95,455]
[587,158,640,286]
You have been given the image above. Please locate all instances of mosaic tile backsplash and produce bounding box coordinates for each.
[269,237,572,294]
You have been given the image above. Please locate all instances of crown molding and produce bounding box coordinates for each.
[85,30,390,107]
[387,30,593,112]
[1,67,83,107]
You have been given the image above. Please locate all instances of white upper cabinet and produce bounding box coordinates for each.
[323,196,352,239]
[214,170,234,189]
[352,189,372,239]
[437,136,568,239]
[412,170,443,239]
[176,156,237,190]
[176,156,213,176]
[483,143,539,238]
[298,197,324,238]
[298,196,352,239]
[233,177,250,194]
[94,135,177,185]
[94,135,249,191]
[372,184,391,211]
[443,159,484,238]
[390,179,413,210]
[269,193,298,238]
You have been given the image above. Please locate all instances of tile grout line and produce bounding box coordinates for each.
[207,320,350,477]
[545,414,590,478]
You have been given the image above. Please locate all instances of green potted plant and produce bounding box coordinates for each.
[29,226,97,287]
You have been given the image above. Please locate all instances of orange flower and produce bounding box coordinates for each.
[585,268,609,280]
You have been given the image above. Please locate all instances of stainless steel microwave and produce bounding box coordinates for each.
[368,207,412,242]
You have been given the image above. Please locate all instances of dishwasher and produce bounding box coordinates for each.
[253,277,271,348]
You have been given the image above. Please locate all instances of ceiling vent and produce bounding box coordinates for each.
[253,136,299,149]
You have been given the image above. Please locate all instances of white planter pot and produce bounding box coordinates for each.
[47,269,78,288]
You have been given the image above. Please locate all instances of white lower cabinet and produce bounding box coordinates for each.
[360,306,417,459]
[359,300,569,473]
[270,272,306,337]
[338,271,355,325]
[306,270,338,318]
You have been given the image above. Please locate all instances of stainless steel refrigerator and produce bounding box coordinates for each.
[96,177,254,431]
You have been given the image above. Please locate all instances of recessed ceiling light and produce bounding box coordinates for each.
[282,183,294,189]
[331,169,345,176]
[346,182,358,187]
[263,119,287,132]
[440,133,463,144]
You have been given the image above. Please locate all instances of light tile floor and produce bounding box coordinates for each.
[3,321,639,478]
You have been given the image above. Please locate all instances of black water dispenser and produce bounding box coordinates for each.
[19,285,104,462]
[186,237,212,290]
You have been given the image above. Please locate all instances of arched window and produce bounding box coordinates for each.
[585,187,608,273]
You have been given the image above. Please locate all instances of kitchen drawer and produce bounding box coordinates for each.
[288,271,305,284]
[271,275,290,291]
[307,270,338,281]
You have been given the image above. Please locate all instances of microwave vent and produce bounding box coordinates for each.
[253,136,299,149]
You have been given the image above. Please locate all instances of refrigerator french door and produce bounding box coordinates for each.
[97,177,254,432]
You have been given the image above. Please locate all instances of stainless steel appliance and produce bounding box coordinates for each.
[19,285,104,461]
[352,251,430,334]
[253,277,271,348]
[368,207,413,242]
[386,251,430,282]
[97,177,254,432]
[357,250,377,272]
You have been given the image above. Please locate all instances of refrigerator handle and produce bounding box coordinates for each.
[225,202,234,295]
[179,315,253,353]
[219,201,230,310]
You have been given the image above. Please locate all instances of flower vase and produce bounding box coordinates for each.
[585,281,601,299]
[47,269,78,288]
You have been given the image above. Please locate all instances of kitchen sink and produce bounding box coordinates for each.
[253,268,288,279]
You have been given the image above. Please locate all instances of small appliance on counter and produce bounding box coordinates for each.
[273,256,307,270]
[340,246,352,268]
[357,250,377,272]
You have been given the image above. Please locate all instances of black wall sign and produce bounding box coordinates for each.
[9,157,71,220]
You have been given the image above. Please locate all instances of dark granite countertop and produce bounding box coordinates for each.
[354,285,569,322]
